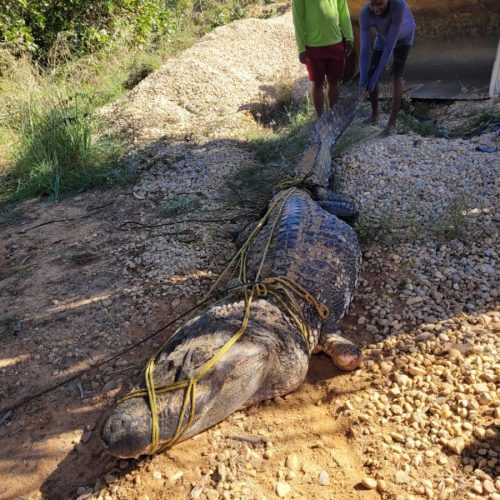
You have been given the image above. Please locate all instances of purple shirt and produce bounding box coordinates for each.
[359,0,416,91]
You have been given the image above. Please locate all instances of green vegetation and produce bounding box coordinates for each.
[157,194,201,218]
[396,97,448,137]
[356,194,470,246]
[332,117,377,158]
[230,86,315,211]
[0,0,259,60]
[0,1,269,206]
[1,93,128,204]
[0,48,155,205]
[356,208,397,244]
[430,194,469,240]
[460,109,500,138]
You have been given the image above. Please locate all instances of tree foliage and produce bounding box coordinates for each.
[0,0,192,58]
[0,1,257,59]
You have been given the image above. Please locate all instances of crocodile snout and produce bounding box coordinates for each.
[100,398,152,458]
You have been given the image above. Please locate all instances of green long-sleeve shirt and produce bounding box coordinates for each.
[292,0,354,53]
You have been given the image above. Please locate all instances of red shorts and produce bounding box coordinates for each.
[305,42,345,82]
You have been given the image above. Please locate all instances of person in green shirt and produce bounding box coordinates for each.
[292,0,354,117]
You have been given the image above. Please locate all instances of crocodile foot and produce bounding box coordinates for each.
[319,332,362,371]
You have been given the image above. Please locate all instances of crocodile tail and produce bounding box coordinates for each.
[293,82,361,188]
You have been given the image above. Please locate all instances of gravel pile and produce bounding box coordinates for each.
[113,141,252,313]
[336,131,498,240]
[329,118,499,498]
[103,12,303,145]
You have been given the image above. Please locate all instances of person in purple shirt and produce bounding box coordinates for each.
[359,0,416,135]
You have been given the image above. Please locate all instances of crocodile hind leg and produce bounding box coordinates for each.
[311,186,345,202]
[318,200,359,224]
[312,186,359,224]
[316,329,362,371]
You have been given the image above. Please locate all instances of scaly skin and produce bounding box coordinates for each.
[100,85,362,458]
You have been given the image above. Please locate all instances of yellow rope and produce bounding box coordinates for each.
[273,173,313,194]
[119,186,330,453]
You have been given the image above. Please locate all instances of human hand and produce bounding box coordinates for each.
[299,51,307,64]
[344,41,353,57]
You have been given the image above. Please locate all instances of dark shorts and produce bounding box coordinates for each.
[368,44,411,79]
[305,42,346,82]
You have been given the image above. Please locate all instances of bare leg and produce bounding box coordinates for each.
[311,80,325,118]
[363,82,379,124]
[326,76,340,108]
[383,75,404,135]
[318,331,362,371]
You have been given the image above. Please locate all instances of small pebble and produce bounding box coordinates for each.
[286,454,299,470]
[361,477,377,490]
[318,471,330,486]
[276,481,291,497]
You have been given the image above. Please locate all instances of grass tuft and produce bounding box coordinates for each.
[157,194,201,218]
[123,55,161,90]
[430,194,469,240]
[356,194,470,247]
[355,209,397,244]
[1,93,128,204]
[397,97,449,138]
[248,72,297,130]
[230,96,315,211]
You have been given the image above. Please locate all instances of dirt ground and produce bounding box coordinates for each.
[1,8,499,500]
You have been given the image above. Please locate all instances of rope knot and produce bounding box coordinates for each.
[253,283,268,297]
[273,173,313,193]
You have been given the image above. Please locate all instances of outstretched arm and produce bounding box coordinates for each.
[367,3,404,91]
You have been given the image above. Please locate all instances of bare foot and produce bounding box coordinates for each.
[363,114,379,125]
[381,125,396,137]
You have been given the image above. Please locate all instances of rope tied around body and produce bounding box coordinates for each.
[273,172,314,194]
[119,186,330,453]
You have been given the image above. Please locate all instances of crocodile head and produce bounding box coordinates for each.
[99,299,302,458]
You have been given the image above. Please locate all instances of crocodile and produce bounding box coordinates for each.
[100,85,362,458]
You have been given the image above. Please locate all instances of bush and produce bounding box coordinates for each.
[0,0,267,205]
[0,0,180,59]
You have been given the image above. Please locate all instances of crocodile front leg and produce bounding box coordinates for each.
[316,327,362,371]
